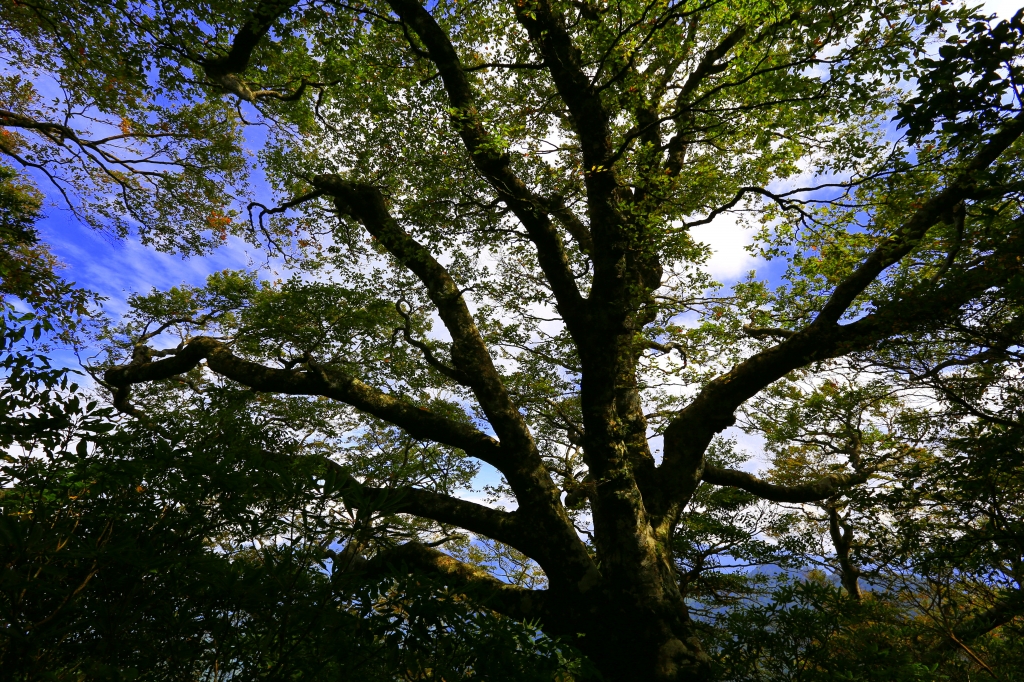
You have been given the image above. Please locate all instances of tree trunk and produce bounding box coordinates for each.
[543,558,710,682]
[578,596,709,681]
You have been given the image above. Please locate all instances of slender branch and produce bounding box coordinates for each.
[323,460,531,554]
[931,379,1022,428]
[644,339,687,366]
[943,631,1005,680]
[418,61,548,84]
[682,185,812,228]
[247,189,326,244]
[394,300,472,386]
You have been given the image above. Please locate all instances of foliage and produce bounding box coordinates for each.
[3,0,1024,680]
[0,310,584,680]
[701,574,1024,682]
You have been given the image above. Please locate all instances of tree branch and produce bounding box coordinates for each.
[656,110,1024,520]
[103,336,506,469]
[941,588,1024,649]
[701,465,871,503]
[644,339,687,366]
[540,194,595,255]
[323,460,532,554]
[827,504,863,600]
[384,0,588,337]
[353,541,553,622]
[202,0,299,101]
[311,175,541,462]
[512,0,613,172]
[741,325,795,340]
[665,23,747,174]
[394,301,472,386]
[309,176,598,589]
[816,109,1024,326]
[510,0,649,296]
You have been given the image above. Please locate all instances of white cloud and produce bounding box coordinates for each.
[982,1,1021,19]
[688,214,761,282]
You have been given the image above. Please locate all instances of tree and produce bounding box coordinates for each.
[2,0,1024,679]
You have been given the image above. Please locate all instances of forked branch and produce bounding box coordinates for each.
[385,0,589,337]
[657,109,1024,518]
[311,175,540,461]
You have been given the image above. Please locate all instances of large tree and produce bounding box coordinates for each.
[3,0,1024,679]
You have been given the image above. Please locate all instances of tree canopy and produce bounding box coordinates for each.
[2,0,1024,680]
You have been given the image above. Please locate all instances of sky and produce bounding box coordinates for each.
[21,0,1023,498]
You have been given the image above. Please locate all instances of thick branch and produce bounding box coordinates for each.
[105,335,598,589]
[657,112,1024,519]
[510,0,652,306]
[741,325,795,340]
[202,0,298,100]
[659,254,1017,521]
[354,541,553,622]
[944,589,1024,648]
[816,109,1024,326]
[310,176,603,588]
[702,465,870,503]
[324,460,531,553]
[103,336,506,468]
[312,175,541,463]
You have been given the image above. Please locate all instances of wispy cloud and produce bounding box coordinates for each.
[42,212,266,320]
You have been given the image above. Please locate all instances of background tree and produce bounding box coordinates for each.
[3,0,1024,680]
